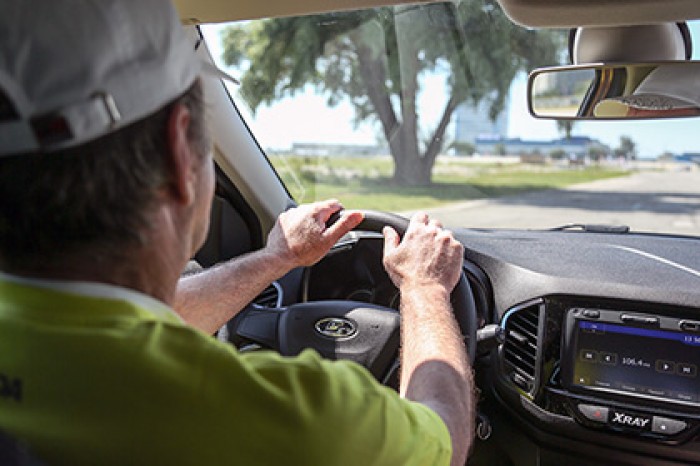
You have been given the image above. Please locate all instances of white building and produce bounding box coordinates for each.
[453,97,509,144]
[475,136,609,159]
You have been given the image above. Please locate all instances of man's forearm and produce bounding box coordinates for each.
[173,204,362,335]
[174,249,291,334]
[400,285,475,466]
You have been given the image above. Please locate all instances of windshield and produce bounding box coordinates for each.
[202,2,700,236]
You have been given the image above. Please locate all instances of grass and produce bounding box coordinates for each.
[269,155,630,211]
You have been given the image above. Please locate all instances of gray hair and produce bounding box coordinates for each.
[0,79,210,271]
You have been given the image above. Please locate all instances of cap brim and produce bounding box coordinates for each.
[593,99,629,117]
[594,93,698,117]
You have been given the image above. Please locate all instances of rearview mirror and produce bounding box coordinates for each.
[528,61,700,120]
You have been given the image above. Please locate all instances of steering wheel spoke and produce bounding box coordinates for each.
[228,306,283,350]
[225,210,477,384]
[279,301,400,379]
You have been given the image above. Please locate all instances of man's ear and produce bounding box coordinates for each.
[166,103,196,205]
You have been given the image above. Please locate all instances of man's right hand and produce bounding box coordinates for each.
[383,213,473,466]
[382,213,464,294]
[265,200,363,272]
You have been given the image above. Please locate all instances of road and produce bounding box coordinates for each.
[402,169,700,236]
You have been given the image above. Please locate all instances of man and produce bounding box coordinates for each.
[0,1,474,465]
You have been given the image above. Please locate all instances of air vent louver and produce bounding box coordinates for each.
[503,302,542,394]
[253,282,282,308]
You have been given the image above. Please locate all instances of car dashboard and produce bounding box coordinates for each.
[290,228,700,465]
[455,229,700,466]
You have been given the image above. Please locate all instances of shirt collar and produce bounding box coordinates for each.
[0,271,183,323]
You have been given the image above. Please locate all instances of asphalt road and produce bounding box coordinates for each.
[403,168,700,236]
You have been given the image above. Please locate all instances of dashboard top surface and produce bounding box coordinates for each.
[453,229,700,317]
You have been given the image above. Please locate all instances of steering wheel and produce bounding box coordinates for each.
[225,210,477,383]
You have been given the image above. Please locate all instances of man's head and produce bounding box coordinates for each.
[0,0,216,275]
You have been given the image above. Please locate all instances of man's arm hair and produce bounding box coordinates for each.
[383,215,475,466]
[399,286,474,466]
[174,201,363,334]
[174,250,289,334]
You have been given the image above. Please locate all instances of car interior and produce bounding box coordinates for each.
[169,0,700,464]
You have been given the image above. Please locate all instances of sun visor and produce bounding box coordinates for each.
[572,24,688,64]
[496,0,700,28]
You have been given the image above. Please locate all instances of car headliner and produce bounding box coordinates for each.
[173,0,700,27]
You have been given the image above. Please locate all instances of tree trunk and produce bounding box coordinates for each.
[392,150,432,185]
[351,20,458,187]
[389,93,459,186]
[353,36,431,186]
[392,7,428,186]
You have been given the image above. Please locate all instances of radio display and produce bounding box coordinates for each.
[571,320,700,407]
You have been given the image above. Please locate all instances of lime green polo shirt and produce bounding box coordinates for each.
[0,273,451,465]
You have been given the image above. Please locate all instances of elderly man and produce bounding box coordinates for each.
[0,1,474,465]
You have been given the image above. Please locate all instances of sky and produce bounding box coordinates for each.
[202,21,700,159]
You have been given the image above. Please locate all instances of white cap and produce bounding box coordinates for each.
[594,63,700,117]
[0,0,236,157]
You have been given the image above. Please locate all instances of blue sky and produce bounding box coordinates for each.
[203,21,700,159]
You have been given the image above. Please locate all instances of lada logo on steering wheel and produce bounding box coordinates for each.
[315,317,357,339]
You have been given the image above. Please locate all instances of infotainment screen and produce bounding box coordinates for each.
[569,317,700,407]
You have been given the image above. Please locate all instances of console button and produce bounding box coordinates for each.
[621,314,659,326]
[578,404,609,424]
[651,416,687,435]
[676,392,696,402]
[580,349,597,363]
[680,320,700,332]
[582,309,600,319]
[656,360,675,374]
[647,388,667,397]
[609,409,652,431]
[600,352,618,365]
[677,363,697,377]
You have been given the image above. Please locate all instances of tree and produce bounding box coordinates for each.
[587,145,608,162]
[549,148,566,160]
[494,143,507,156]
[556,120,575,140]
[450,141,476,156]
[222,1,564,186]
[614,135,637,160]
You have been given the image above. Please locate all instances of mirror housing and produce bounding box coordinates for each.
[528,61,700,120]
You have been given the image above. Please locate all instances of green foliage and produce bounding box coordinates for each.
[221,1,565,184]
[614,135,637,160]
[587,145,608,161]
[556,120,575,139]
[451,141,476,156]
[549,148,566,160]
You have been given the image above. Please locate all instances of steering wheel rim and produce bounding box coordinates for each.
[224,210,477,381]
[354,210,477,363]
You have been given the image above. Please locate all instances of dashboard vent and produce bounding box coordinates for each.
[502,301,542,394]
[252,282,282,308]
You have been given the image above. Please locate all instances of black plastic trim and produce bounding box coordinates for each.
[213,164,263,250]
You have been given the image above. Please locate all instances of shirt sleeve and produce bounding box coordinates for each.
[198,344,452,466]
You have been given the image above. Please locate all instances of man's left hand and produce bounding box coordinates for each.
[265,200,364,269]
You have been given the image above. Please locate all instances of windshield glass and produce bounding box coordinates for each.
[202,2,700,236]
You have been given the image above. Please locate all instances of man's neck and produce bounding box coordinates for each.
[3,237,185,307]
[2,197,200,307]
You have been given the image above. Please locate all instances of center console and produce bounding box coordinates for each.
[498,296,700,448]
[561,308,700,439]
